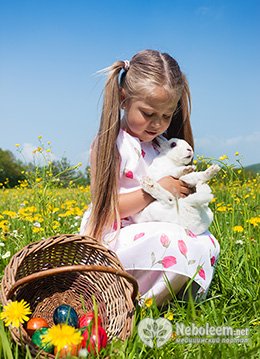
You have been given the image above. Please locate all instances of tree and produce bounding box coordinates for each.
[0,149,25,187]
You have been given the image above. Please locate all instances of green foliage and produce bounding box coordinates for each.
[0,149,25,188]
[0,141,90,188]
[0,153,259,358]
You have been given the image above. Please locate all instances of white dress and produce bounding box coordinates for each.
[80,129,220,304]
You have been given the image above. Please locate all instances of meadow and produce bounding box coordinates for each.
[0,153,259,358]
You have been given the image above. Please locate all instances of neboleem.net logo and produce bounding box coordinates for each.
[138,319,249,347]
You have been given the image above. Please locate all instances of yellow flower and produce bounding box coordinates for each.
[233,226,244,233]
[235,151,239,156]
[144,298,153,308]
[32,227,44,233]
[164,311,174,321]
[42,324,82,352]
[219,155,228,161]
[15,144,20,147]
[0,300,31,328]
[216,206,227,212]
[247,217,260,227]
[2,210,17,218]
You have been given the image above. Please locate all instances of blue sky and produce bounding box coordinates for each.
[0,0,259,168]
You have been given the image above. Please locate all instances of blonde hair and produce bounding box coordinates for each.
[84,49,193,240]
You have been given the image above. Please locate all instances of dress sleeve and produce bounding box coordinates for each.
[116,129,144,193]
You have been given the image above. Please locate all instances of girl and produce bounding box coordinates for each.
[80,49,220,305]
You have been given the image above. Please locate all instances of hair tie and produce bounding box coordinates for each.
[123,60,130,71]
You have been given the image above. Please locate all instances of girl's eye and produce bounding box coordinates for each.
[143,112,153,117]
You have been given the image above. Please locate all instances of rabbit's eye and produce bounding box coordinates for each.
[170,142,177,148]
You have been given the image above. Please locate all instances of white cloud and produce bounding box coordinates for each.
[17,143,57,165]
[195,131,260,166]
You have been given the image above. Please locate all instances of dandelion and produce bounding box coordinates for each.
[235,151,239,156]
[144,298,153,308]
[219,155,228,161]
[0,300,31,328]
[233,226,244,233]
[15,144,20,147]
[216,206,227,212]
[2,210,17,218]
[164,311,174,321]
[247,217,260,227]
[42,324,82,352]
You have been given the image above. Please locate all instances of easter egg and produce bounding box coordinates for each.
[53,304,79,328]
[26,317,49,337]
[54,343,80,357]
[79,312,102,328]
[31,327,54,353]
[82,326,108,354]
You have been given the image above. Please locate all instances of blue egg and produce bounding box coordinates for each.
[53,304,79,328]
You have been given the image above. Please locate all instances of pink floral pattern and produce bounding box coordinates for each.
[210,256,216,266]
[125,170,134,179]
[133,232,145,241]
[162,256,177,268]
[178,240,188,256]
[186,230,197,238]
[80,129,220,302]
[198,268,206,280]
[160,234,170,247]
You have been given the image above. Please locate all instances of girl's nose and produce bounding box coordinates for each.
[152,118,162,127]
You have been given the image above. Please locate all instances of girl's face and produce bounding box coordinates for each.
[122,86,178,142]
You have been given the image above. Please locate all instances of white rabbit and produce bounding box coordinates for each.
[133,137,220,235]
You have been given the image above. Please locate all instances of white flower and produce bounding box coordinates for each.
[33,222,41,228]
[0,242,5,247]
[78,348,88,357]
[2,251,11,259]
[235,240,243,245]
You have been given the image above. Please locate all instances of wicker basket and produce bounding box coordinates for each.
[0,234,139,358]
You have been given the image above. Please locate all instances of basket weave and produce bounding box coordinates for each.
[0,234,139,358]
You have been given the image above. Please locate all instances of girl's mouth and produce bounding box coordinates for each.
[145,130,157,136]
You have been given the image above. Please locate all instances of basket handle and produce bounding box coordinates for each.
[7,264,139,302]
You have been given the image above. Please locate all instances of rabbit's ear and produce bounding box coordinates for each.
[156,136,170,152]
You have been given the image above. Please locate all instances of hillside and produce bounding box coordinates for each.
[244,163,260,174]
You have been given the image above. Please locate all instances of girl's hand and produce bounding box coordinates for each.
[157,176,195,198]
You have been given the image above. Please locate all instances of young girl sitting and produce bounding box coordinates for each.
[80,49,220,305]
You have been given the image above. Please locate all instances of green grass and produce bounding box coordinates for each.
[0,160,259,358]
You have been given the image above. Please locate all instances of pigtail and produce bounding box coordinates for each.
[84,61,125,240]
[166,74,194,149]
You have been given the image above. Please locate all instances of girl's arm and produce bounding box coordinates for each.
[90,143,192,219]
[118,176,192,218]
[118,190,155,219]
